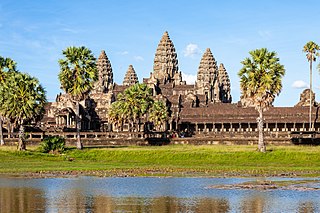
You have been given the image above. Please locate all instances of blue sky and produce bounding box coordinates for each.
[1,0,320,106]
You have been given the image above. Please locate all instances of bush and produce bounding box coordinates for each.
[39,136,65,154]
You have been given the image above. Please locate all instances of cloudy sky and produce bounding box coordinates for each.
[1,0,320,106]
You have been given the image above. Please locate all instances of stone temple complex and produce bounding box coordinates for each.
[41,31,319,135]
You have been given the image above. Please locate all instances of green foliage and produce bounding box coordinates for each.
[238,48,285,111]
[58,46,97,102]
[39,136,66,153]
[303,41,320,62]
[109,83,154,131]
[0,56,16,82]
[0,71,47,126]
[149,100,168,130]
[109,83,169,131]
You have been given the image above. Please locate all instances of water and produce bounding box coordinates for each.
[0,176,319,212]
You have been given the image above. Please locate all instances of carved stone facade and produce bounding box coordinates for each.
[295,89,316,107]
[40,31,319,133]
[123,65,138,86]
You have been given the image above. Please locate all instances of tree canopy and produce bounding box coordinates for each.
[108,83,168,131]
[58,46,98,102]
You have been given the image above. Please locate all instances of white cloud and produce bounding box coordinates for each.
[134,56,144,61]
[118,51,129,55]
[292,80,308,89]
[183,43,200,57]
[182,72,197,84]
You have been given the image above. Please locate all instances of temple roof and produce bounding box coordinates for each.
[123,65,138,86]
[92,50,113,94]
[152,31,179,84]
[197,48,217,84]
[180,103,315,124]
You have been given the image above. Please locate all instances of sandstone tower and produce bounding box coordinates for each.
[196,48,218,102]
[151,31,184,85]
[217,63,232,103]
[92,50,113,94]
[123,65,138,86]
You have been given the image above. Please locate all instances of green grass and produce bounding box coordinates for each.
[1,145,320,177]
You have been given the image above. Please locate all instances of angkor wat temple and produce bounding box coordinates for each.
[41,31,319,135]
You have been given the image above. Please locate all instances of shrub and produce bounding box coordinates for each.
[39,136,65,154]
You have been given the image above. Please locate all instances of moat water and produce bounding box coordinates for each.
[0,176,319,212]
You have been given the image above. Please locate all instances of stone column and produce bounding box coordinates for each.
[67,114,70,127]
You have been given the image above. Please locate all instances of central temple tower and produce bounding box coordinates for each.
[152,31,181,85]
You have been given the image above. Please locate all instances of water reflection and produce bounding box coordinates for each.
[0,187,45,212]
[0,177,319,212]
[52,195,230,213]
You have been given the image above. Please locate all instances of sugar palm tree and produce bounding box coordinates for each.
[108,83,153,132]
[0,72,46,150]
[149,100,168,131]
[0,56,17,145]
[58,46,97,149]
[303,41,320,130]
[238,48,285,152]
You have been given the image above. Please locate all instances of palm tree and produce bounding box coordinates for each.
[303,41,320,130]
[108,83,153,132]
[58,46,97,149]
[0,56,17,145]
[149,100,168,131]
[0,72,46,150]
[238,48,285,152]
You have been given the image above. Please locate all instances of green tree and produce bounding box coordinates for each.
[303,41,320,130]
[58,46,97,149]
[238,48,285,152]
[108,83,154,132]
[149,100,168,131]
[0,56,17,145]
[0,72,46,150]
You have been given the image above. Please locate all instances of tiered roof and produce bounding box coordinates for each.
[92,50,113,94]
[152,31,179,84]
[123,65,138,86]
[196,48,217,85]
[217,63,232,103]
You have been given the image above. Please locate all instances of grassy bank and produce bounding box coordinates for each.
[1,145,320,177]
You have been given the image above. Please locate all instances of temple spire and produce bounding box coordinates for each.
[92,50,113,94]
[196,48,218,102]
[217,63,232,103]
[152,31,179,84]
[123,65,139,86]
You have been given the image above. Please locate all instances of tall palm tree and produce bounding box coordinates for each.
[58,46,97,149]
[238,48,285,152]
[0,72,46,150]
[149,100,168,131]
[0,56,17,145]
[303,41,320,130]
